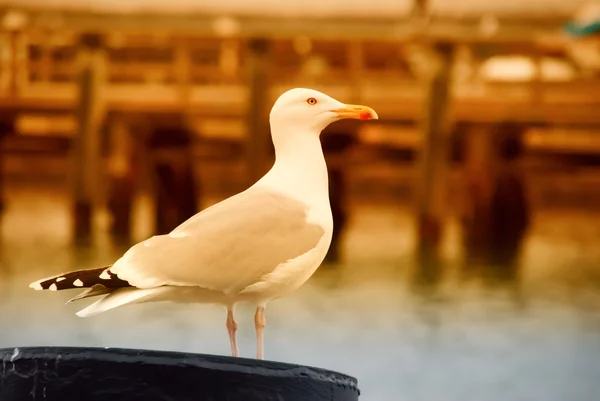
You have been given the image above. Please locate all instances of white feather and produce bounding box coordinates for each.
[75,287,168,318]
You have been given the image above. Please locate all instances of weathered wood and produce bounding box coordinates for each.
[219,39,240,79]
[0,347,360,401]
[0,116,15,215]
[458,122,531,275]
[147,123,198,235]
[458,123,496,265]
[173,38,192,108]
[129,119,156,243]
[415,42,453,264]
[16,9,570,43]
[8,31,28,97]
[106,116,135,242]
[321,129,357,264]
[36,32,53,82]
[347,41,363,102]
[71,33,107,244]
[5,79,600,125]
[244,38,271,185]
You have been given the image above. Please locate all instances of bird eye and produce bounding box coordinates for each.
[306,97,318,105]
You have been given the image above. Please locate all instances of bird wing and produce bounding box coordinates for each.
[108,186,326,295]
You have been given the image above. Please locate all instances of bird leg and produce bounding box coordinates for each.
[226,306,239,357]
[254,306,266,360]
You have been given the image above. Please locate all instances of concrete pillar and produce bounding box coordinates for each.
[244,38,271,185]
[415,42,454,265]
[71,33,107,245]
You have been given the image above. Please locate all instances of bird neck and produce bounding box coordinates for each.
[258,130,329,204]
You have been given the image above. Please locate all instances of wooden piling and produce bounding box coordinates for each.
[8,31,27,98]
[71,33,106,245]
[415,42,454,266]
[106,115,135,242]
[347,41,364,103]
[458,123,496,266]
[147,122,198,235]
[0,116,15,215]
[37,31,53,83]
[220,39,240,79]
[173,38,192,109]
[245,38,271,185]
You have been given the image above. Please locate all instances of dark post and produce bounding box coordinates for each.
[0,347,360,401]
[245,38,271,185]
[8,30,27,98]
[173,38,192,109]
[321,127,358,264]
[415,42,454,274]
[458,123,495,267]
[106,115,135,243]
[71,33,106,245]
[147,121,199,235]
[0,116,15,215]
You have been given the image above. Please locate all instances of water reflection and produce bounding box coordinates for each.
[0,185,599,401]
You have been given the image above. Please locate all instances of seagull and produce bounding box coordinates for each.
[29,88,378,360]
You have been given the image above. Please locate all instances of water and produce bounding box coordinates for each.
[0,184,599,401]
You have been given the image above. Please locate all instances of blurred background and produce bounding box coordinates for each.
[1,1,600,400]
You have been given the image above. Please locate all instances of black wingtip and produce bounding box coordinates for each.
[29,266,132,291]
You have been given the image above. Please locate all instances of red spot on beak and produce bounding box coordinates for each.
[359,112,372,120]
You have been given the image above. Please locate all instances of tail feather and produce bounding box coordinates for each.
[75,287,167,318]
[30,265,166,318]
[66,285,114,304]
[29,266,132,292]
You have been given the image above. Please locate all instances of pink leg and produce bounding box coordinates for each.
[254,306,266,360]
[226,306,239,357]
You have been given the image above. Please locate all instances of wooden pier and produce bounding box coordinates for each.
[0,6,599,246]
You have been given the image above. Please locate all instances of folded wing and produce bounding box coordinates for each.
[109,187,326,295]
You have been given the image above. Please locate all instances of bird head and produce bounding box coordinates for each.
[269,88,378,135]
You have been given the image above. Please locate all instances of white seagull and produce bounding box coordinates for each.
[29,88,378,360]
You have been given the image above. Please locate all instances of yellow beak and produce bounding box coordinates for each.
[333,104,379,121]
